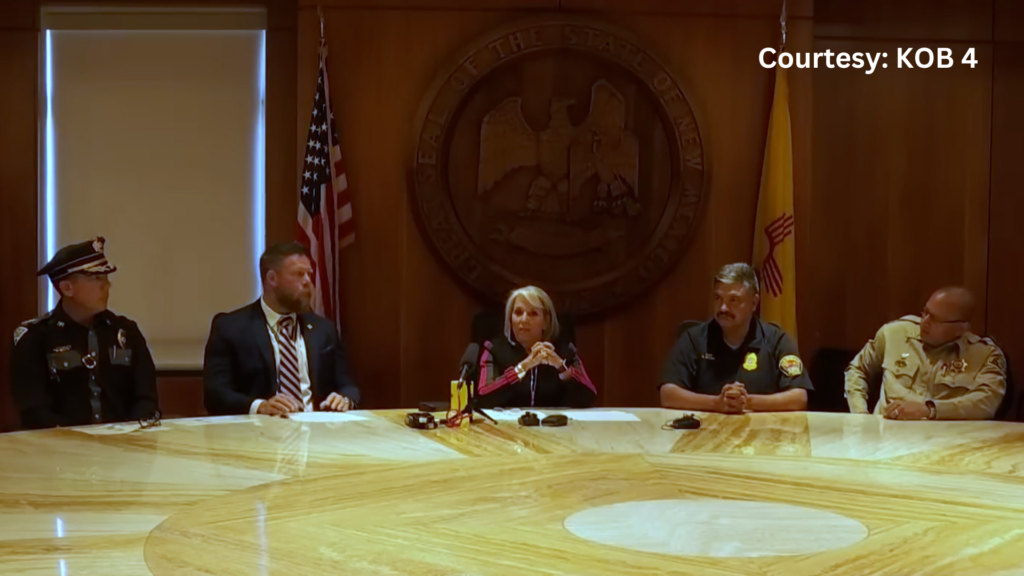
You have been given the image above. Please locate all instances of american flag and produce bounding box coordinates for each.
[297,38,354,328]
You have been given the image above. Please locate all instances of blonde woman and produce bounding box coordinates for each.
[476,286,596,408]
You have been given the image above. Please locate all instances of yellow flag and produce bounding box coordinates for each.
[752,62,797,340]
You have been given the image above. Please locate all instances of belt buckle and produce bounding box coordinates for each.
[82,353,98,369]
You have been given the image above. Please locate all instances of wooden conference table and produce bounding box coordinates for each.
[2,408,1024,575]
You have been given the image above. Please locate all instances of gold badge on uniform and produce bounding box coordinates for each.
[117,329,127,349]
[944,359,967,375]
[779,355,803,377]
[13,327,27,345]
[743,352,758,371]
[895,352,909,368]
[53,345,72,353]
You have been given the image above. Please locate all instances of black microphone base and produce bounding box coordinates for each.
[455,379,497,425]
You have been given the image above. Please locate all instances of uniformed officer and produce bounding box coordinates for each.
[10,237,158,429]
[845,287,1006,420]
[658,263,812,414]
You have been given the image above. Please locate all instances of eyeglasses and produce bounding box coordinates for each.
[921,309,967,325]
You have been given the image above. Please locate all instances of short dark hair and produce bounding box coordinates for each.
[714,263,759,296]
[259,242,310,282]
[50,273,86,298]
[51,277,70,298]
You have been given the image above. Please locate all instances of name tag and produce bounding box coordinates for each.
[110,348,133,366]
[700,353,715,361]
[942,359,967,375]
[47,350,82,371]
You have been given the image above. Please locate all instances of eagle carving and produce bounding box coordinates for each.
[477,80,640,217]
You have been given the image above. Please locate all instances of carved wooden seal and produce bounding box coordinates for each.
[412,19,705,315]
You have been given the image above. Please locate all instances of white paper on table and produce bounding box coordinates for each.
[172,415,254,426]
[482,409,547,422]
[563,411,641,422]
[72,423,155,435]
[286,412,369,423]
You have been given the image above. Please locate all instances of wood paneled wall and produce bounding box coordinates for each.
[0,2,38,431]
[2,0,1022,429]
[811,0,994,348]
[811,0,1024,392]
[0,0,298,431]
[296,0,814,410]
[988,0,1024,400]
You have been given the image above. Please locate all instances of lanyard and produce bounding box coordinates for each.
[529,368,537,406]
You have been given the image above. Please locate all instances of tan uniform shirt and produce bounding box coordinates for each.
[845,316,1006,420]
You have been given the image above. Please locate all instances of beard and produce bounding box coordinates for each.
[276,287,311,314]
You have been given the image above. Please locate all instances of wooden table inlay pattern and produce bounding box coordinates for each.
[2,410,1024,575]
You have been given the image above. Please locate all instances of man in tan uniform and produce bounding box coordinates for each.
[845,287,1006,420]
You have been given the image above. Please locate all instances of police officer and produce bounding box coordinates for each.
[10,237,158,429]
[658,263,813,414]
[845,287,1006,420]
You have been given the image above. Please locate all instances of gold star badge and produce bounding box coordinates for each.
[944,359,967,375]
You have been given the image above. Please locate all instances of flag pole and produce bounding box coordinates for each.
[778,0,786,49]
[317,5,328,60]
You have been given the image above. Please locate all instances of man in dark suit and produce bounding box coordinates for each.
[203,242,360,416]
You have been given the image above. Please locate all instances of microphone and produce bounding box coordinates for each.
[457,343,480,383]
[454,342,497,425]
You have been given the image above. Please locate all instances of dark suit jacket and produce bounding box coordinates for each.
[202,300,360,415]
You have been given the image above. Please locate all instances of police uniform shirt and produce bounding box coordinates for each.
[10,304,158,429]
[844,315,1006,420]
[659,318,813,396]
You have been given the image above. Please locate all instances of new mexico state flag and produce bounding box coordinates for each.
[753,62,798,340]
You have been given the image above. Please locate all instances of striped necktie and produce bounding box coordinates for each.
[276,315,303,407]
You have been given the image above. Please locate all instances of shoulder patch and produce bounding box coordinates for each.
[993,351,1007,373]
[779,354,803,377]
[13,312,51,345]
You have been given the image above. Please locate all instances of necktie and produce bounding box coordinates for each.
[276,316,304,407]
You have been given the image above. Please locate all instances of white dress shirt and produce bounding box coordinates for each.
[250,297,313,414]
